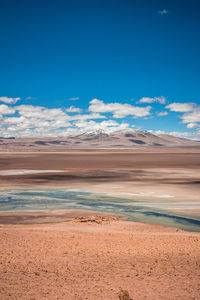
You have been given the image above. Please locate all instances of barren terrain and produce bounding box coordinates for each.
[0,147,200,299]
[0,148,200,204]
[0,218,200,300]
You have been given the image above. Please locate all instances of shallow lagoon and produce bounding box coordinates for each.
[0,189,200,232]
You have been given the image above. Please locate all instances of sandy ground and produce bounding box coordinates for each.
[0,217,200,300]
[0,210,122,225]
[0,148,200,299]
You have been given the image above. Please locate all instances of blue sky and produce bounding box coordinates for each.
[0,0,200,138]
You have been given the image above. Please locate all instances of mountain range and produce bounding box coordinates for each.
[0,129,199,149]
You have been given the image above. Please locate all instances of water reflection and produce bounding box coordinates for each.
[0,189,200,232]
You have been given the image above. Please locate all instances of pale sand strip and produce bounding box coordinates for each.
[0,169,63,176]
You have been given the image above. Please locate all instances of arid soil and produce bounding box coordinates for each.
[1,148,200,171]
[0,148,200,203]
[0,210,122,225]
[0,148,200,299]
[0,218,200,300]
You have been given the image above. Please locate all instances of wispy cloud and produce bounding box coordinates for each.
[149,129,200,141]
[26,96,36,100]
[68,97,80,101]
[70,113,106,121]
[138,96,166,105]
[0,96,20,104]
[158,9,168,15]
[66,106,82,113]
[187,123,199,129]
[157,111,168,116]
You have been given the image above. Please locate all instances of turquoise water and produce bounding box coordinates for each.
[0,189,200,232]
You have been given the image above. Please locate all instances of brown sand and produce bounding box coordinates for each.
[0,218,200,300]
[0,149,200,204]
[0,210,122,225]
[1,148,200,171]
[0,149,200,299]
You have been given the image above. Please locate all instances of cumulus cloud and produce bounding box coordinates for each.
[73,119,129,134]
[1,98,199,138]
[0,96,20,104]
[0,104,16,115]
[16,105,69,120]
[149,129,200,141]
[181,109,200,124]
[187,123,199,129]
[166,102,195,112]
[75,119,117,129]
[166,102,200,128]
[139,96,166,104]
[157,111,168,116]
[66,106,82,113]
[0,105,72,137]
[89,98,151,118]
[70,113,106,121]
[158,9,168,15]
[0,103,109,137]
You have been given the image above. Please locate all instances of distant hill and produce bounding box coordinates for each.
[0,129,199,150]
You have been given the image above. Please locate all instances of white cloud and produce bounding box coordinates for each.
[181,109,200,124]
[166,102,195,112]
[148,130,166,135]
[139,96,166,104]
[158,9,168,15]
[75,120,117,129]
[169,131,200,141]
[68,97,80,101]
[187,123,199,129]
[70,113,106,121]
[1,98,199,138]
[165,102,200,129]
[0,104,16,115]
[157,111,168,116]
[74,119,129,134]
[0,96,20,104]
[16,105,69,120]
[89,98,151,118]
[0,104,108,137]
[149,129,200,141]
[66,106,82,113]
[0,105,73,137]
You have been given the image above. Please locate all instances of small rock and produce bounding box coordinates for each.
[118,288,132,300]
[73,215,118,224]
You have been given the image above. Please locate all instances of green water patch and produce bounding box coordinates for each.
[0,189,200,232]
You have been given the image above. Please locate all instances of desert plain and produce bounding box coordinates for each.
[0,147,200,299]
